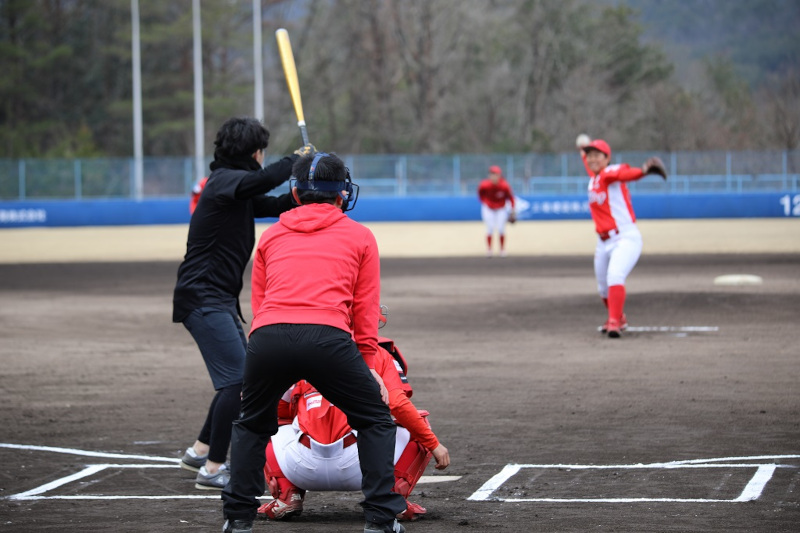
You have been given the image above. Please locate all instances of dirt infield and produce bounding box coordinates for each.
[1,220,799,532]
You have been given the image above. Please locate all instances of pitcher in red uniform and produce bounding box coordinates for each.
[577,137,667,338]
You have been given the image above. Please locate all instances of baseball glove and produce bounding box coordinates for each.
[643,156,667,180]
[508,211,517,224]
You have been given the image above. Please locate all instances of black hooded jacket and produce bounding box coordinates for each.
[172,153,297,323]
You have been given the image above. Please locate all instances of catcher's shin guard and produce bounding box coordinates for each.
[264,442,300,500]
[393,439,433,498]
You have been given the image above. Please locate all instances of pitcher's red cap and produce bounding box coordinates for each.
[584,139,611,157]
[488,165,502,175]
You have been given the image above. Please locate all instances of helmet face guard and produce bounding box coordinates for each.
[293,152,360,211]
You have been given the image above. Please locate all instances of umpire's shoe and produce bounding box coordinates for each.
[364,518,405,533]
[222,519,252,533]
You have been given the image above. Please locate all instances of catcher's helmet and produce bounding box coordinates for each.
[292,152,360,212]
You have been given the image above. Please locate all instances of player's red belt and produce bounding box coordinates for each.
[298,432,357,449]
[598,228,619,241]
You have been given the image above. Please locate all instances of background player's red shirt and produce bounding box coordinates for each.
[478,178,515,210]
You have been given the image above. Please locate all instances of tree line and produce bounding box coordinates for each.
[1,0,798,160]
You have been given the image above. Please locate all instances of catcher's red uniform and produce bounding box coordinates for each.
[260,338,439,522]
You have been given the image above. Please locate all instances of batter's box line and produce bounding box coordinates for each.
[0,442,461,501]
[468,455,800,503]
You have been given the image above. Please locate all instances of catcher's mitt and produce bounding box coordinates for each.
[643,156,667,180]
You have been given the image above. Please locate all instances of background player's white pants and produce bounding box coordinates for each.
[481,205,509,236]
[272,424,411,492]
[594,223,643,297]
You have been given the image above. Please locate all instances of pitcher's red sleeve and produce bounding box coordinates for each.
[606,164,645,183]
[389,388,439,451]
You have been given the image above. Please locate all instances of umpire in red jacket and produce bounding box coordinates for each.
[221,153,407,533]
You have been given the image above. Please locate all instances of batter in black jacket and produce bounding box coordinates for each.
[172,116,315,491]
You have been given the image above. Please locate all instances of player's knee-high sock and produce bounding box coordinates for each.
[602,297,609,308]
[264,443,301,499]
[499,234,505,250]
[608,285,625,322]
[486,235,492,250]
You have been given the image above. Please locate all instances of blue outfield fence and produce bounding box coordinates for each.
[1,150,800,227]
[1,192,799,228]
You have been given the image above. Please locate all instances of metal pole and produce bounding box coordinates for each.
[253,0,264,121]
[74,159,82,199]
[131,0,144,200]
[18,159,25,200]
[193,0,205,182]
[453,155,461,195]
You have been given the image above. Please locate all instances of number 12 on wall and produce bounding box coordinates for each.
[779,194,800,216]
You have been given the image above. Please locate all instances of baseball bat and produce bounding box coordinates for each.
[275,28,309,146]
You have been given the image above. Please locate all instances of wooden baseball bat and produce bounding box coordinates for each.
[275,28,309,146]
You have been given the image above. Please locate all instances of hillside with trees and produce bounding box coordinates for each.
[0,0,797,159]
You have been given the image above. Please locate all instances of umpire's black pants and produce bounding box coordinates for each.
[222,324,407,524]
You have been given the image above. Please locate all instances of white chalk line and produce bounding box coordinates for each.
[612,326,720,333]
[0,443,179,463]
[468,455,798,503]
[1,443,460,501]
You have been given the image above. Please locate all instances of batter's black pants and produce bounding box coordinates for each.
[221,324,406,525]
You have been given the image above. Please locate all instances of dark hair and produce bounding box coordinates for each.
[213,117,270,159]
[292,153,346,204]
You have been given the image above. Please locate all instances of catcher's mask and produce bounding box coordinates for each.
[291,152,360,212]
[378,304,388,329]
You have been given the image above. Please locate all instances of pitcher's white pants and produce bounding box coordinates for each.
[594,224,642,297]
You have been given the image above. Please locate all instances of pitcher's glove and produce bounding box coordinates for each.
[294,143,316,157]
[643,156,667,180]
[508,211,517,224]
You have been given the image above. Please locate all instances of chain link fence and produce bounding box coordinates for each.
[2,150,799,200]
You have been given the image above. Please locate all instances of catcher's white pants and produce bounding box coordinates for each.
[594,223,642,297]
[481,205,509,235]
[271,424,411,492]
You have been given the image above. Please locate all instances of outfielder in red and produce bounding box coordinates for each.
[257,331,450,523]
[578,138,667,338]
[477,165,516,257]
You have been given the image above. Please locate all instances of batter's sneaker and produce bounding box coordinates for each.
[180,447,207,473]
[606,318,622,338]
[222,519,252,533]
[256,489,304,520]
[195,464,229,490]
[364,519,405,533]
[397,500,426,521]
